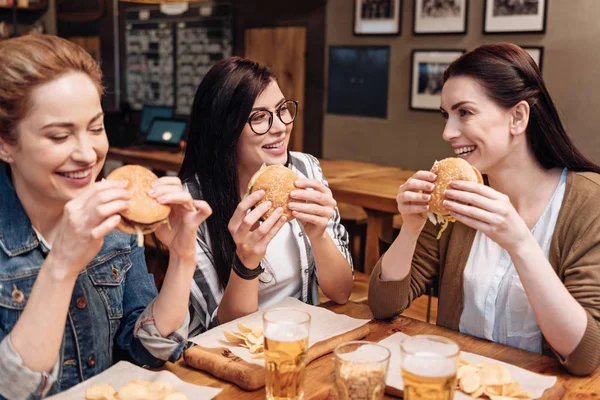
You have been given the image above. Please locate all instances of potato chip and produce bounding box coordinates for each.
[481,363,512,386]
[223,330,245,344]
[459,371,481,394]
[471,384,486,398]
[458,365,479,380]
[237,323,252,334]
[252,326,263,337]
[510,390,534,399]
[484,385,503,397]
[455,359,533,400]
[223,324,265,356]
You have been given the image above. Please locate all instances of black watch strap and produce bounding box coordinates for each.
[232,254,264,280]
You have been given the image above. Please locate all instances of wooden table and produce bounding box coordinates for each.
[107,148,415,274]
[162,301,598,399]
[319,160,414,274]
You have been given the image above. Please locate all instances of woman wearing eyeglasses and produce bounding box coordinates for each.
[179,57,353,334]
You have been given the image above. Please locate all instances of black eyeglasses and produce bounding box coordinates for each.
[247,100,299,135]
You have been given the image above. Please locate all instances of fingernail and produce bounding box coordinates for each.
[265,201,272,207]
[120,180,128,186]
[148,189,155,196]
[431,173,437,179]
[290,191,298,197]
[151,180,159,187]
[275,207,283,214]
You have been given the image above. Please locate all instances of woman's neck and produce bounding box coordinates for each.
[12,173,64,245]
[486,150,563,227]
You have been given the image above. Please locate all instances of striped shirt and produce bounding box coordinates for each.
[185,152,353,336]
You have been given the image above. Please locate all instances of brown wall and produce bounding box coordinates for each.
[324,0,600,171]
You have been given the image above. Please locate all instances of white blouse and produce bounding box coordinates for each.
[258,222,302,309]
[459,169,567,353]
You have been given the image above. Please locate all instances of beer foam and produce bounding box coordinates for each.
[264,324,309,342]
[338,344,390,363]
[402,352,457,378]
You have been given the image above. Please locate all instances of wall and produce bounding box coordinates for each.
[324,0,600,171]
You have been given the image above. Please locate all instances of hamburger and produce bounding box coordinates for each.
[246,164,299,222]
[427,157,483,239]
[106,165,171,246]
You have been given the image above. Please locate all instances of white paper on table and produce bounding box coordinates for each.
[188,297,371,365]
[47,361,221,400]
[378,333,557,399]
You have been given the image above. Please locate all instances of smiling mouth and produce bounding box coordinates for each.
[454,146,476,157]
[56,168,93,179]
[263,141,284,150]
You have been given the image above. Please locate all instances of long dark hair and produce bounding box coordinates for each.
[179,57,275,289]
[444,43,600,174]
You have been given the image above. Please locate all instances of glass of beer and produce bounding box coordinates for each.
[263,308,311,400]
[334,341,391,400]
[400,335,459,400]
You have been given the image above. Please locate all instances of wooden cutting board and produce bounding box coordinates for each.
[183,323,371,391]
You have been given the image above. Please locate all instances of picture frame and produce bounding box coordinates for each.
[353,0,402,36]
[413,0,468,35]
[521,45,544,72]
[410,49,465,111]
[327,46,390,118]
[483,0,548,34]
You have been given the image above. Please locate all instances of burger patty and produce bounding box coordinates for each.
[120,216,165,233]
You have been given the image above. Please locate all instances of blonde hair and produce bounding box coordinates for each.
[0,34,104,144]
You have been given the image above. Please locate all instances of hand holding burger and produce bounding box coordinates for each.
[427,158,482,238]
[106,165,211,259]
[228,164,295,270]
[106,165,171,246]
[245,164,337,240]
[396,157,482,239]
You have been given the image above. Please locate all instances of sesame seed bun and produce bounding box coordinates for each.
[246,165,298,222]
[429,158,483,216]
[105,165,171,235]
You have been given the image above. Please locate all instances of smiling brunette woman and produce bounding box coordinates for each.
[368,43,600,376]
[179,57,353,335]
[0,35,211,398]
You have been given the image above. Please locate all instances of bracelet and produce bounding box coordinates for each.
[232,254,264,280]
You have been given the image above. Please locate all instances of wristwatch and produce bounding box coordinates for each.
[232,254,264,280]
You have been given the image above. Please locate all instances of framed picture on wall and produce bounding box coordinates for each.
[413,0,468,35]
[521,45,544,72]
[353,0,402,36]
[410,49,465,111]
[483,0,548,34]
[327,46,390,118]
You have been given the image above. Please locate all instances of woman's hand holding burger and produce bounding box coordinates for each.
[148,176,212,262]
[443,181,531,253]
[396,171,437,233]
[288,179,336,240]
[228,190,288,269]
[50,179,134,278]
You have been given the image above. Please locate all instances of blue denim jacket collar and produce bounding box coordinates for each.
[0,164,40,257]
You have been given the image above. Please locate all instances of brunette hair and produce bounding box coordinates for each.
[444,43,600,174]
[0,34,104,144]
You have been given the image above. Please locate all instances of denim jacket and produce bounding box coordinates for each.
[0,165,189,399]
